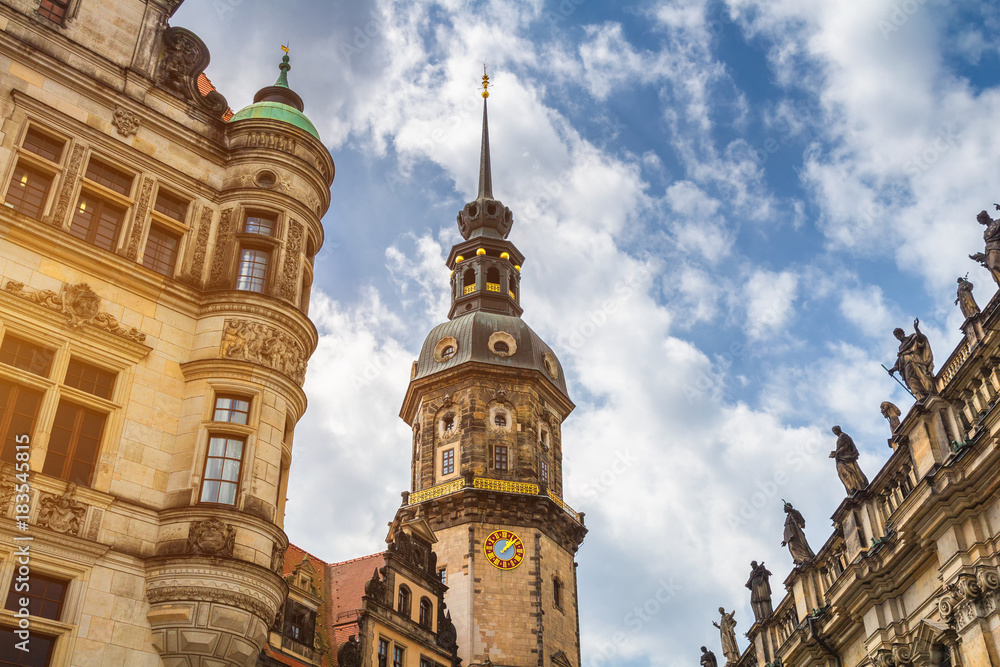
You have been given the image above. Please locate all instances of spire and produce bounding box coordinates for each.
[478,66,493,200]
[252,46,304,112]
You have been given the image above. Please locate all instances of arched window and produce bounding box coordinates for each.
[486,267,501,292]
[419,597,433,628]
[509,274,517,299]
[397,585,411,616]
[443,415,455,432]
[463,269,476,294]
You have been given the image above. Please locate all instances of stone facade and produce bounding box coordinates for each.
[0,1,332,666]
[726,274,1000,666]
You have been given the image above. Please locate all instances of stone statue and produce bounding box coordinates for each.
[781,501,815,564]
[880,401,901,432]
[337,635,362,667]
[712,607,740,663]
[700,646,719,667]
[830,426,869,494]
[888,319,935,399]
[745,561,773,621]
[956,277,981,319]
[970,205,1000,287]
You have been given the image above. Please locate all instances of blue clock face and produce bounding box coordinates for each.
[484,530,525,570]
[493,539,516,560]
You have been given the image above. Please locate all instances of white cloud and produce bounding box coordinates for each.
[743,269,799,339]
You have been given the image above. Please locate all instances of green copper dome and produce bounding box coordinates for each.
[229,51,320,140]
[230,101,320,140]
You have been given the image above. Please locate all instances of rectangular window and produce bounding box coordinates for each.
[0,380,42,466]
[22,128,65,163]
[213,395,250,425]
[43,401,106,486]
[153,190,188,222]
[5,162,52,219]
[244,213,276,236]
[4,573,66,621]
[541,459,549,483]
[199,436,244,505]
[439,568,446,585]
[236,248,269,293]
[0,335,53,377]
[494,445,508,471]
[70,193,125,251]
[0,629,54,666]
[36,0,69,25]
[377,639,389,667]
[420,659,435,667]
[442,448,454,475]
[84,159,133,196]
[393,647,404,667]
[142,225,180,276]
[281,600,316,647]
[64,359,115,399]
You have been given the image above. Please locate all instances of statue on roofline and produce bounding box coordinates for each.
[700,646,719,667]
[713,607,740,663]
[888,319,935,400]
[746,560,773,622]
[970,204,1000,288]
[830,426,869,495]
[880,401,901,432]
[956,276,980,319]
[781,500,814,565]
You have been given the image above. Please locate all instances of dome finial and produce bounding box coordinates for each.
[275,44,291,88]
[481,63,490,99]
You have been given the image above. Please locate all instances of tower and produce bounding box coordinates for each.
[396,74,587,667]
[0,2,332,665]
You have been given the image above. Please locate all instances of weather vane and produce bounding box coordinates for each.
[481,64,490,99]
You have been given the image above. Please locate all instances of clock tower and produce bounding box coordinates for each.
[395,73,587,667]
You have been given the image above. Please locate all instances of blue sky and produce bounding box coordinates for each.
[175,0,1000,664]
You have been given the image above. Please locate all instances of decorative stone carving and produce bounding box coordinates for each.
[50,144,84,227]
[2,280,148,343]
[938,569,1000,630]
[270,542,286,574]
[880,401,902,432]
[37,484,86,536]
[437,601,458,654]
[179,207,213,287]
[155,27,228,115]
[0,464,16,514]
[207,208,235,289]
[278,220,303,302]
[86,508,104,541]
[246,132,296,153]
[888,319,935,399]
[186,518,236,557]
[219,318,307,385]
[126,177,154,260]
[112,106,142,137]
[337,635,362,667]
[389,530,431,572]
[364,567,387,605]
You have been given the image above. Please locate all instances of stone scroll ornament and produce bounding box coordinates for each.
[219,319,307,385]
[155,27,229,116]
[3,280,147,343]
[38,484,87,536]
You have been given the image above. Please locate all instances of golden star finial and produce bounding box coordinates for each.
[482,64,490,99]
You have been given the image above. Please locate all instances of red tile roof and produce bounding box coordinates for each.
[196,72,234,121]
[327,552,386,665]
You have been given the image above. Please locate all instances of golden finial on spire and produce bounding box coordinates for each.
[281,44,290,54]
[481,64,490,99]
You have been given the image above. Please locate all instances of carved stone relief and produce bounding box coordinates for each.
[146,585,274,626]
[270,542,286,574]
[3,280,147,343]
[155,27,228,115]
[246,132,296,153]
[278,220,303,302]
[50,144,85,227]
[207,208,235,289]
[126,177,155,260]
[37,484,87,536]
[938,567,1000,631]
[219,318,307,385]
[186,518,236,557]
[112,106,142,137]
[179,207,213,288]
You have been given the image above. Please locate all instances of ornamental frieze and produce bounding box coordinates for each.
[2,280,148,343]
[146,585,275,625]
[220,318,307,385]
[37,484,87,536]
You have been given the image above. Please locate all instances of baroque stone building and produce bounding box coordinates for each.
[0,1,332,666]
[718,273,1000,666]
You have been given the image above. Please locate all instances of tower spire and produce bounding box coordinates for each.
[478,65,493,200]
[252,46,304,112]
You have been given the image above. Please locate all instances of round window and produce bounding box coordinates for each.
[487,331,517,357]
[494,341,509,354]
[442,345,456,359]
[494,413,507,428]
[434,336,460,363]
